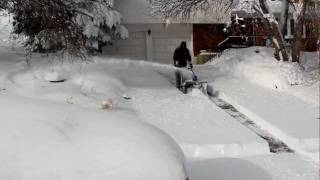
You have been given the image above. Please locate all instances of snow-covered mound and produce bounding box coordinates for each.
[210,47,318,91]
[0,95,187,180]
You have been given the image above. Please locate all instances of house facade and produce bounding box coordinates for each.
[102,0,228,64]
[230,0,319,52]
[103,0,319,64]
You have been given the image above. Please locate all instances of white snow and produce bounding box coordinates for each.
[188,154,319,180]
[0,13,318,179]
[0,95,187,180]
[0,11,12,45]
[202,47,319,162]
[208,47,319,104]
[0,41,269,179]
[0,50,270,160]
[0,31,188,179]
[125,68,270,159]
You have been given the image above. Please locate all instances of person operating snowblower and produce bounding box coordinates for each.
[173,41,193,91]
[173,41,208,94]
[173,41,192,68]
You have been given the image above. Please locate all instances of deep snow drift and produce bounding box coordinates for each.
[202,47,319,162]
[0,95,187,180]
[208,47,319,105]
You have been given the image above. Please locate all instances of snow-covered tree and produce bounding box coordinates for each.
[252,0,289,61]
[0,0,8,9]
[291,0,319,63]
[150,0,233,22]
[5,0,127,61]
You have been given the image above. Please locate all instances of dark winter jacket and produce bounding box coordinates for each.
[173,42,191,67]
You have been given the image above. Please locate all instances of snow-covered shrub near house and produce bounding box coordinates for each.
[209,47,318,91]
[0,95,187,180]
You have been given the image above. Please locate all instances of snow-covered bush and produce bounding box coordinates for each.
[6,0,128,60]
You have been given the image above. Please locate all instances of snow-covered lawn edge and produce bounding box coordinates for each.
[181,142,270,160]
[218,92,319,162]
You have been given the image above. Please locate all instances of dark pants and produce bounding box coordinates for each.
[175,70,184,89]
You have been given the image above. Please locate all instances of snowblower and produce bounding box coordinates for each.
[175,66,208,95]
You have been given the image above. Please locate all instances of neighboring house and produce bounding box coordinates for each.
[103,0,229,64]
[230,0,319,51]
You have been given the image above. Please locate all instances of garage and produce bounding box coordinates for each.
[102,0,223,64]
[103,23,193,64]
[103,29,147,60]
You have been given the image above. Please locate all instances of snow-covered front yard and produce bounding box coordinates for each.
[0,44,318,179]
[199,47,319,161]
[0,14,319,180]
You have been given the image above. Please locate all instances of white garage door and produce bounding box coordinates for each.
[152,24,193,64]
[103,24,193,64]
[103,30,146,60]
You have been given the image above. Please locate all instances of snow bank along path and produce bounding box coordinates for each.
[0,95,187,180]
[187,153,319,180]
[201,47,319,162]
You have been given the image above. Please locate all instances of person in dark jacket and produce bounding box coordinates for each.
[173,41,192,68]
[173,41,193,89]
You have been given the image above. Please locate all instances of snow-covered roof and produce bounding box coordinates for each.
[115,0,230,24]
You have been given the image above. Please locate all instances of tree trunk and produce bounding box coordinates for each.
[292,0,308,63]
[255,0,289,61]
[281,0,290,36]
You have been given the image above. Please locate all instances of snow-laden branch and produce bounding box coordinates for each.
[150,0,233,22]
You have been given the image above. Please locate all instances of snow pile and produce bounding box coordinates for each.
[187,154,319,180]
[202,47,319,162]
[210,47,318,91]
[0,95,187,180]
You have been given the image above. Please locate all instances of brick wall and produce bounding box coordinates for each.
[193,24,226,56]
